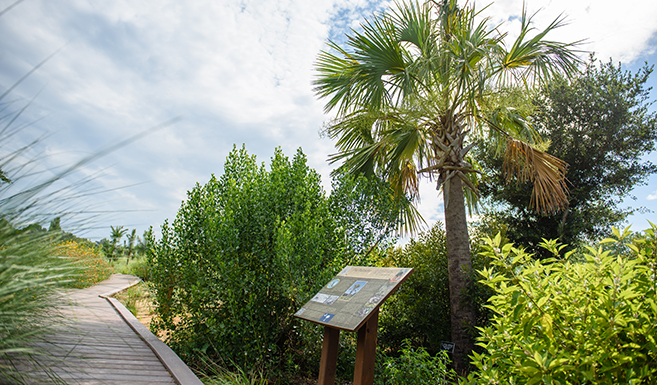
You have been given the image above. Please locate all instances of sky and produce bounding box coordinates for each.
[0,0,656,241]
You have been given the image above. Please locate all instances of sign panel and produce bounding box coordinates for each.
[294,266,413,331]
[439,341,455,353]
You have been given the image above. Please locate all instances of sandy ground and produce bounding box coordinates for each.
[112,283,154,329]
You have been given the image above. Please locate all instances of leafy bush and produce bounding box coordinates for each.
[376,339,455,385]
[147,146,401,375]
[377,224,493,356]
[464,225,657,384]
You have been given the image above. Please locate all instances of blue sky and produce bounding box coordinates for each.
[1,0,656,241]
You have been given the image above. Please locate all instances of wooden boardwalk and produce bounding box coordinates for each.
[27,274,202,385]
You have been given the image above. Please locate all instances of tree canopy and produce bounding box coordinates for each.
[479,58,657,254]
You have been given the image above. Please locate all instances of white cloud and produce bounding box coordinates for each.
[469,0,657,64]
[648,191,657,201]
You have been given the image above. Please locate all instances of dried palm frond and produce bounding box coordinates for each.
[503,138,569,214]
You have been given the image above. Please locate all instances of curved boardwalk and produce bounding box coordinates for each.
[31,274,202,385]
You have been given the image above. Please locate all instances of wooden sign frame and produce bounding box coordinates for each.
[294,266,413,385]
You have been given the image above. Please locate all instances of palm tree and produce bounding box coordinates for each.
[109,225,127,261]
[125,229,137,262]
[135,229,151,257]
[314,0,580,370]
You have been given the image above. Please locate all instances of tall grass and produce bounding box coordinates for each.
[0,49,87,382]
[112,282,148,317]
[197,359,267,385]
[110,256,150,281]
[0,222,75,383]
[0,4,112,379]
[0,1,178,380]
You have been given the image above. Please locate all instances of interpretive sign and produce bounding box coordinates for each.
[294,266,413,331]
[295,266,413,385]
[440,341,455,353]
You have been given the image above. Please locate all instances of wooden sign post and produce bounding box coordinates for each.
[294,266,413,385]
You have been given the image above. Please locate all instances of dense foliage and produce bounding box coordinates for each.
[377,224,493,356]
[465,226,657,384]
[479,58,657,255]
[147,146,402,375]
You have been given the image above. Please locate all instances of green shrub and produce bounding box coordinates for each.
[377,224,493,356]
[376,339,455,385]
[147,146,401,376]
[464,225,657,384]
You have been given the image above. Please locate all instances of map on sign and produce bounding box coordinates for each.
[294,266,413,331]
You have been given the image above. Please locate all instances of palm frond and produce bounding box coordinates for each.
[497,7,583,86]
[485,105,542,146]
[325,111,379,151]
[314,14,410,114]
[503,138,569,214]
[396,196,426,236]
[388,158,420,200]
[329,142,382,178]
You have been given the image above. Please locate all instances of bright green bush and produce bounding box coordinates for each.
[464,225,657,384]
[376,339,455,385]
[147,146,401,375]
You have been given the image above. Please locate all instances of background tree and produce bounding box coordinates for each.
[314,0,580,369]
[48,217,61,232]
[125,229,137,262]
[109,225,127,261]
[479,58,657,256]
[134,229,151,257]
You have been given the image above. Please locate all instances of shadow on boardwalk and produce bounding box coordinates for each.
[24,274,202,385]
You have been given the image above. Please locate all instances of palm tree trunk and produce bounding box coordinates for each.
[443,175,475,373]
